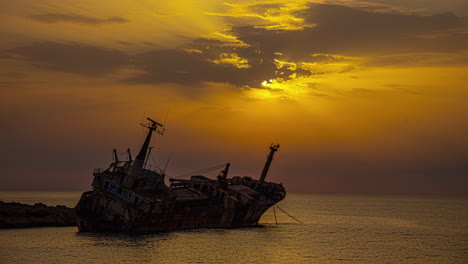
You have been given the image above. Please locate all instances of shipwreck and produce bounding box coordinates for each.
[75,118,286,232]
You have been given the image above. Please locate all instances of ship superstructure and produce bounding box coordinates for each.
[75,118,286,232]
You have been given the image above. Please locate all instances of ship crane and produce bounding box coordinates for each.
[258,144,280,189]
[75,118,286,232]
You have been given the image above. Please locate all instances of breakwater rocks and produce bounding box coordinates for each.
[0,201,76,229]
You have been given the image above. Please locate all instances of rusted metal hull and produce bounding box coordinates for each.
[75,184,284,232]
[74,118,285,233]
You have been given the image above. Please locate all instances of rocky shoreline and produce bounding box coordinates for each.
[0,201,76,229]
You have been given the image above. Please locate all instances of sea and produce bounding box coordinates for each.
[0,192,467,264]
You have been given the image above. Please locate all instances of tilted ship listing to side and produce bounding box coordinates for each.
[75,118,286,232]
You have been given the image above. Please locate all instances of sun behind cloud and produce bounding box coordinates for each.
[0,0,467,195]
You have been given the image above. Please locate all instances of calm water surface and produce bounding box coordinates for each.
[0,192,467,263]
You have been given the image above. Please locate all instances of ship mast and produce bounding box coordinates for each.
[143,147,154,169]
[127,148,132,162]
[258,144,280,188]
[113,149,119,163]
[122,118,164,188]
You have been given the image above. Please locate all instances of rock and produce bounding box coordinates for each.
[0,201,76,229]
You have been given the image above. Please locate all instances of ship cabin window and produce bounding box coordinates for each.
[122,191,133,201]
[106,182,118,194]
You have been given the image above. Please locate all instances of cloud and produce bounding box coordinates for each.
[6,4,468,88]
[126,36,318,87]
[205,1,311,30]
[126,49,278,87]
[365,52,468,66]
[231,4,467,59]
[30,13,129,25]
[8,42,129,76]
[6,38,309,87]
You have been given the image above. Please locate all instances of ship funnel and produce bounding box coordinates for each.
[258,144,280,188]
[122,118,164,189]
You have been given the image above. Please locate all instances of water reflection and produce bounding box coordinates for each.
[76,231,172,248]
[1,194,467,264]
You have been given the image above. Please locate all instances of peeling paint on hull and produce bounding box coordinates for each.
[74,118,285,233]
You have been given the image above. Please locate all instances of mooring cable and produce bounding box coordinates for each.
[275,205,304,224]
[273,205,278,225]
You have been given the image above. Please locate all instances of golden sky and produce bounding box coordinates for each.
[1,0,467,195]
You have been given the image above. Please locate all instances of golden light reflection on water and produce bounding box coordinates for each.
[1,193,467,264]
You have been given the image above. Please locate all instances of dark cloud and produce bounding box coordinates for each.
[126,35,318,87]
[305,54,355,63]
[366,52,468,66]
[232,4,467,59]
[8,42,129,76]
[300,4,462,32]
[127,49,277,87]
[6,39,308,86]
[247,3,284,14]
[30,13,129,25]
[7,4,468,86]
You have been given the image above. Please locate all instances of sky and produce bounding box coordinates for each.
[0,0,467,195]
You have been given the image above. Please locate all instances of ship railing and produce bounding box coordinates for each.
[93,168,103,174]
[170,182,190,189]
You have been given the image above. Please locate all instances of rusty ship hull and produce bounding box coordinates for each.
[75,118,285,232]
[76,185,283,232]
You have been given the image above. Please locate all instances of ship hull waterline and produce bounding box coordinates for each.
[75,189,284,232]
